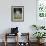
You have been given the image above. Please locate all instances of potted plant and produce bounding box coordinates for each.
[33,32,46,43]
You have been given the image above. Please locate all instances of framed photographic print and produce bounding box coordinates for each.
[11,6,24,22]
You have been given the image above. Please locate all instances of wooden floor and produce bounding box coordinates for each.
[0,42,46,46]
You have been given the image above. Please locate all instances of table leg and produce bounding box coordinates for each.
[5,34,7,46]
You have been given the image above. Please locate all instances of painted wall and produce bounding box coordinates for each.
[0,0,37,42]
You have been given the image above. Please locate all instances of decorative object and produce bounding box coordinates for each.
[11,27,18,34]
[11,6,24,22]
